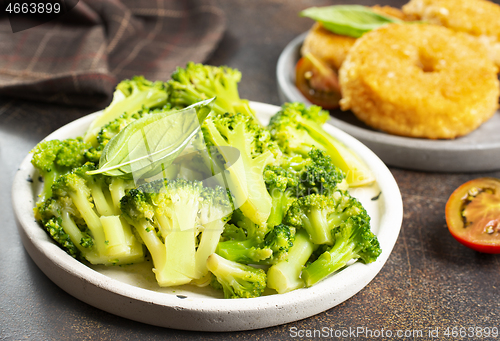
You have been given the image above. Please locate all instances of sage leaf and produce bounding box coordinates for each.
[88,98,214,178]
[300,5,402,38]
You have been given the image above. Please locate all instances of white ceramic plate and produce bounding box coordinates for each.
[277,32,500,173]
[12,102,403,331]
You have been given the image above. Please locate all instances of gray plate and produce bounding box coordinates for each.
[276,32,500,173]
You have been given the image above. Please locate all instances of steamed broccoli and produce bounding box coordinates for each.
[268,102,374,186]
[167,62,256,119]
[302,209,381,286]
[266,228,316,294]
[84,76,168,146]
[207,253,267,299]
[294,148,347,196]
[34,163,144,265]
[263,160,299,228]
[202,111,281,225]
[120,178,232,286]
[31,138,92,202]
[216,223,294,265]
[264,148,346,227]
[285,192,363,245]
[260,223,295,264]
[30,66,381,296]
[216,209,271,263]
[228,209,270,241]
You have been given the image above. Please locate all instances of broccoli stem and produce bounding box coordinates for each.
[297,116,373,187]
[109,178,130,213]
[267,189,293,228]
[39,169,60,202]
[302,207,334,245]
[216,238,273,264]
[88,180,115,216]
[133,218,193,285]
[266,229,315,294]
[67,189,107,256]
[204,120,273,225]
[133,219,169,281]
[100,215,130,257]
[206,253,267,298]
[302,237,356,287]
[240,150,274,224]
[231,102,254,118]
[60,211,90,254]
[60,211,107,264]
[154,211,174,238]
[194,220,225,278]
[164,226,196,284]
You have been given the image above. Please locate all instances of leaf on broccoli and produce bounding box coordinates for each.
[87,98,215,178]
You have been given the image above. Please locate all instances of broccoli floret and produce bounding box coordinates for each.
[206,253,266,299]
[228,209,270,241]
[216,236,273,264]
[195,186,234,278]
[294,148,346,196]
[84,76,168,146]
[301,209,381,287]
[167,62,256,120]
[202,111,281,225]
[263,160,299,228]
[266,228,316,294]
[31,138,92,202]
[120,178,232,286]
[43,214,83,259]
[264,149,346,227]
[34,163,144,265]
[216,209,271,263]
[261,223,295,264]
[285,192,363,245]
[268,102,374,187]
[217,223,294,265]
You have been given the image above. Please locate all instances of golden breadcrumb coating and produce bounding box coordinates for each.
[301,6,409,70]
[371,5,408,20]
[339,23,499,139]
[301,23,356,71]
[403,0,500,68]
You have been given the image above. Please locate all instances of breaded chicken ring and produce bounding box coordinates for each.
[301,6,408,70]
[339,23,499,139]
[301,23,356,71]
[403,0,500,68]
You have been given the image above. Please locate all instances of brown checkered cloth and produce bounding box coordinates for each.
[0,0,226,107]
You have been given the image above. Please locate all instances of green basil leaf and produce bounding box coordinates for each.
[300,5,402,38]
[87,98,214,178]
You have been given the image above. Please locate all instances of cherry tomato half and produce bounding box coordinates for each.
[295,53,341,109]
[445,177,500,253]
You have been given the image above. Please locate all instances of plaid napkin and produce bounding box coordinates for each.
[0,0,225,107]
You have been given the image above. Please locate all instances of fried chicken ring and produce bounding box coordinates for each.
[301,6,408,71]
[403,0,500,68]
[339,23,499,139]
[301,23,356,71]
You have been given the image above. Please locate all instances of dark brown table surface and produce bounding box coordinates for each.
[2,0,500,340]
